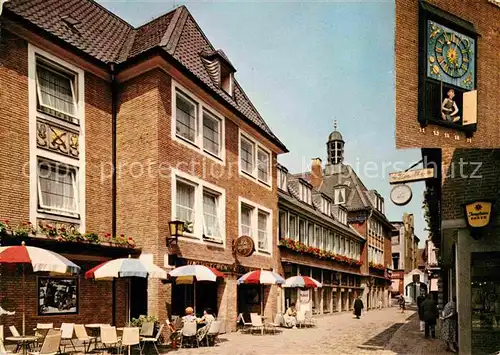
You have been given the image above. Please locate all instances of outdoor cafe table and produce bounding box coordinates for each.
[5,335,38,355]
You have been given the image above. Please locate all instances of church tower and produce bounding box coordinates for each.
[325,120,344,175]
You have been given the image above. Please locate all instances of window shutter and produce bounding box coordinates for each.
[462,90,477,126]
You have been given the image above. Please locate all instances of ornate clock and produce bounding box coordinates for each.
[427,20,475,90]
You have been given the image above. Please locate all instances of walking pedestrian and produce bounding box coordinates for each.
[353,296,364,319]
[440,297,458,352]
[420,294,438,339]
[417,293,426,332]
[398,294,406,313]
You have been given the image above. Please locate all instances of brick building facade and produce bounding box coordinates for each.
[295,126,395,310]
[276,163,365,315]
[422,147,500,354]
[0,0,286,335]
[395,0,500,148]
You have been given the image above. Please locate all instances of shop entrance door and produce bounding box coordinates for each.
[172,281,218,317]
[130,278,147,320]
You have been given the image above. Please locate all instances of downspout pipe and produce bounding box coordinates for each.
[110,62,118,326]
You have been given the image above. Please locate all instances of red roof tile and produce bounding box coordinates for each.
[4,0,286,150]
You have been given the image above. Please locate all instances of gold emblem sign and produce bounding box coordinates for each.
[465,201,493,228]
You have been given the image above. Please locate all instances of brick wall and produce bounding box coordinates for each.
[0,261,127,332]
[116,68,280,324]
[0,30,121,329]
[395,0,500,148]
[441,148,500,221]
[0,30,29,225]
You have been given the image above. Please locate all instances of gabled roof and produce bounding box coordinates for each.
[296,163,393,227]
[4,0,286,151]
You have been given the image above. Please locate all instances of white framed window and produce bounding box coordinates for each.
[277,168,287,191]
[172,82,225,163]
[334,188,346,204]
[202,189,222,239]
[257,148,270,183]
[29,45,86,230]
[176,179,196,228]
[240,136,255,175]
[239,197,272,255]
[36,61,78,122]
[321,197,331,215]
[299,183,312,204]
[315,225,321,248]
[37,160,79,217]
[257,211,269,252]
[278,210,288,239]
[289,214,298,241]
[307,222,314,246]
[175,91,198,144]
[202,110,222,157]
[239,129,272,188]
[171,169,226,244]
[241,204,253,237]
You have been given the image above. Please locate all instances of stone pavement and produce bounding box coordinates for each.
[167,307,441,355]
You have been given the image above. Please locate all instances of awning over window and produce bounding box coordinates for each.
[430,278,439,291]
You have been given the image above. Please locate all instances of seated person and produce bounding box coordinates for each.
[198,308,216,325]
[182,307,197,322]
[197,308,216,343]
[283,303,298,328]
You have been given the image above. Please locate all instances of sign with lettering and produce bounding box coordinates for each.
[389,168,435,184]
[464,201,493,229]
[299,290,310,304]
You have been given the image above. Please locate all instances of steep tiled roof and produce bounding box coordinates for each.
[4,0,286,150]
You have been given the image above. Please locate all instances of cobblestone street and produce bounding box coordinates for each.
[168,307,441,355]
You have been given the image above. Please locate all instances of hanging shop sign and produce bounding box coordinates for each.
[418,2,478,137]
[389,168,435,184]
[463,200,494,236]
[232,236,255,257]
[390,184,413,206]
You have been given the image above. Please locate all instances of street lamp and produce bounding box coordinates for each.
[167,220,184,247]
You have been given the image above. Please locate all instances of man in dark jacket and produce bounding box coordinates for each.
[353,296,364,319]
[420,294,438,339]
[417,294,426,332]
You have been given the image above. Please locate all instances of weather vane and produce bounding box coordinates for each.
[333,119,338,131]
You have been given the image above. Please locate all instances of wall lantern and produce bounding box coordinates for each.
[463,200,495,239]
[167,220,184,247]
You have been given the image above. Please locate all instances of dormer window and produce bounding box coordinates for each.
[277,166,288,191]
[220,64,233,96]
[201,50,236,97]
[299,182,312,204]
[334,187,346,205]
[321,197,331,215]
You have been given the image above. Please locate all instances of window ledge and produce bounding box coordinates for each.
[203,235,224,244]
[240,170,272,190]
[37,209,80,220]
[174,134,225,165]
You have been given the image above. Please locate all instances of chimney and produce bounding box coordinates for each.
[311,158,323,188]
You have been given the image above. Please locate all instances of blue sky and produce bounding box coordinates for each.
[98,0,427,247]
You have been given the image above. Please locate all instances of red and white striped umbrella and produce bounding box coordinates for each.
[0,242,81,335]
[168,264,225,283]
[237,270,285,285]
[0,242,80,274]
[283,276,322,288]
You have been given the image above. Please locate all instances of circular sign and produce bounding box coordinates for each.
[390,184,413,206]
[233,236,255,257]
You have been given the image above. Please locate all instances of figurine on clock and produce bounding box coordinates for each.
[441,88,460,123]
[422,19,477,132]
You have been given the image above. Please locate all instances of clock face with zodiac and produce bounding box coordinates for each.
[427,20,475,90]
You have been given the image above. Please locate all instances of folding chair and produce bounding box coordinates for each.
[140,324,164,355]
[179,321,198,348]
[28,331,61,355]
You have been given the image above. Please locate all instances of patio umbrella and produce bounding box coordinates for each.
[85,255,168,323]
[237,270,285,315]
[283,276,323,288]
[0,242,81,335]
[167,265,226,314]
